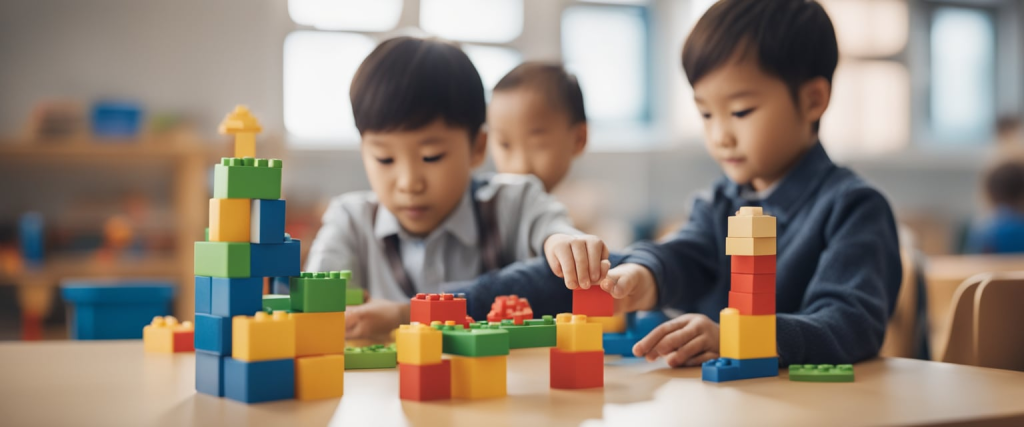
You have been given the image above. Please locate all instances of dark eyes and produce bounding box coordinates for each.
[376,157,394,165]
[423,154,445,163]
[732,108,755,118]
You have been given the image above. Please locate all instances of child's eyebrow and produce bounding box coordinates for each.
[726,90,757,100]
[419,137,445,146]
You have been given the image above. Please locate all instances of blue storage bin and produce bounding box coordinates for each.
[60,280,174,340]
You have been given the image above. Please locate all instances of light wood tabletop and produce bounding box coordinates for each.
[2,341,1024,427]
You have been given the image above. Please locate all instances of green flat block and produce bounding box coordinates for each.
[262,294,290,312]
[788,364,854,382]
[346,288,364,306]
[194,241,250,278]
[290,271,346,313]
[499,316,556,349]
[345,344,397,370]
[213,157,282,199]
[434,323,509,357]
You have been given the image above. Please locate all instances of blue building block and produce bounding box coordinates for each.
[630,310,669,336]
[195,276,212,315]
[224,358,295,404]
[603,333,637,356]
[250,199,286,244]
[702,357,779,382]
[91,101,143,138]
[211,277,263,317]
[249,239,300,278]
[60,281,173,340]
[196,351,226,397]
[195,313,232,356]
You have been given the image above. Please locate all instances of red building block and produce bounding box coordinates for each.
[572,287,613,317]
[487,295,534,325]
[731,255,776,275]
[730,273,776,294]
[410,293,469,327]
[173,330,195,352]
[728,291,775,315]
[550,348,604,389]
[399,360,451,401]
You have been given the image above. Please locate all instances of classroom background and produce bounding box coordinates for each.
[0,0,1022,366]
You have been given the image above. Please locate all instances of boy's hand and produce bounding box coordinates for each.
[632,313,720,367]
[598,263,659,313]
[543,234,609,290]
[344,299,410,340]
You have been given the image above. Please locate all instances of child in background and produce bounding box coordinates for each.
[304,37,608,339]
[965,161,1024,253]
[595,0,902,366]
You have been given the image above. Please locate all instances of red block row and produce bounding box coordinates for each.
[731,255,776,274]
[728,291,775,315]
[410,293,469,327]
[399,360,451,401]
[550,348,604,389]
[730,273,776,294]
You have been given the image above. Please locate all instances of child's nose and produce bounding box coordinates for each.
[709,120,736,148]
[396,167,426,194]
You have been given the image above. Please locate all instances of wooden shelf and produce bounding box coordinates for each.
[0,254,180,283]
[0,138,215,162]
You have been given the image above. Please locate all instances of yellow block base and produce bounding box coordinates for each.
[296,354,345,401]
[725,237,777,256]
[291,312,346,357]
[556,313,603,352]
[396,323,443,365]
[451,355,506,399]
[233,311,296,362]
[719,308,777,359]
[588,314,627,334]
[209,198,251,242]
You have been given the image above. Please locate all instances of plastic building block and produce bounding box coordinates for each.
[731,273,776,293]
[211,277,263,317]
[290,271,347,313]
[727,209,776,238]
[262,295,290,312]
[295,354,345,400]
[487,295,534,325]
[346,287,365,306]
[410,293,468,327]
[250,199,285,244]
[345,344,397,370]
[550,348,604,389]
[209,198,251,242]
[196,351,226,396]
[396,323,443,365]
[143,316,194,353]
[219,105,263,159]
[400,359,451,401]
[731,255,777,275]
[603,333,636,356]
[61,282,174,340]
[450,355,507,399]
[213,157,283,200]
[232,311,296,362]
[573,287,614,317]
[195,276,212,315]
[702,357,779,382]
[725,237,777,256]
[194,242,250,278]
[588,314,627,333]
[728,291,775,315]
[495,316,557,349]
[435,321,510,357]
[631,310,670,336]
[195,313,232,355]
[249,238,301,278]
[224,358,295,404]
[555,313,603,352]
[719,308,776,359]
[788,364,854,382]
[291,311,346,357]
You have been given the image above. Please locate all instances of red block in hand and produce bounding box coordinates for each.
[731,255,776,274]
[573,287,613,317]
[730,273,775,294]
[728,291,775,315]
[400,360,451,401]
[550,348,604,389]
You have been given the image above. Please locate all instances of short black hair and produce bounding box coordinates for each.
[493,62,587,125]
[682,0,838,132]
[350,36,486,140]
[986,162,1024,207]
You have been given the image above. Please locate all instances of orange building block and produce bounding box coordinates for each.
[731,255,776,274]
[295,354,345,401]
[410,293,469,327]
[450,355,507,399]
[728,291,775,315]
[730,273,776,293]
[572,287,613,317]
[209,198,251,242]
[399,360,451,401]
[550,348,604,389]
[291,312,345,357]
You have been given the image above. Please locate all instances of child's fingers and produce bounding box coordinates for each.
[600,260,611,280]
[632,316,692,359]
[570,239,591,288]
[599,265,630,299]
[586,239,604,283]
[681,351,719,368]
[557,245,580,289]
[663,333,711,367]
[646,321,701,362]
[545,248,564,279]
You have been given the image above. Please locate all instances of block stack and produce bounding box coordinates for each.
[702,206,779,382]
[550,313,604,389]
[396,323,450,401]
[289,271,348,400]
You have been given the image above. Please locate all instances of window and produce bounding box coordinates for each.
[929,6,996,145]
[288,0,402,32]
[420,0,524,43]
[462,45,523,96]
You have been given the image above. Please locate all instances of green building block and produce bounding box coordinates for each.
[346,288,364,306]
[213,157,283,200]
[472,315,556,349]
[262,294,290,312]
[788,364,854,382]
[434,322,509,357]
[345,344,397,370]
[290,271,346,313]
[204,228,209,241]
[194,241,250,278]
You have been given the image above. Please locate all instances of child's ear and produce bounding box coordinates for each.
[572,122,588,157]
[470,130,488,169]
[800,77,831,125]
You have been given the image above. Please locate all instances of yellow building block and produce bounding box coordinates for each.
[209,198,251,242]
[232,311,296,362]
[291,312,346,357]
[727,211,776,238]
[219,105,262,158]
[295,354,345,401]
[396,323,442,365]
[588,314,627,333]
[719,308,777,359]
[451,355,507,399]
[234,133,256,158]
[143,316,193,353]
[725,237,776,256]
[555,313,603,352]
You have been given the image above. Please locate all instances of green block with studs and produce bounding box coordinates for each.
[472,315,556,349]
[788,364,854,382]
[290,271,347,313]
[344,344,397,370]
[262,294,291,312]
[193,241,250,278]
[434,322,509,357]
[213,157,283,200]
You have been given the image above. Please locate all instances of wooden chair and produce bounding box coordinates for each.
[941,272,1024,372]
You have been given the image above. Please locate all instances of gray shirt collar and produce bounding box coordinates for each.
[373,186,479,247]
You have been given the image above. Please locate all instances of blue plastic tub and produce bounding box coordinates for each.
[60,280,174,340]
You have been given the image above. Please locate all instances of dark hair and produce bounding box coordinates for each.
[350,36,486,140]
[682,0,838,132]
[493,62,587,125]
[986,162,1024,207]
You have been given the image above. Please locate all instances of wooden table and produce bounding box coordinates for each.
[2,342,1024,427]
